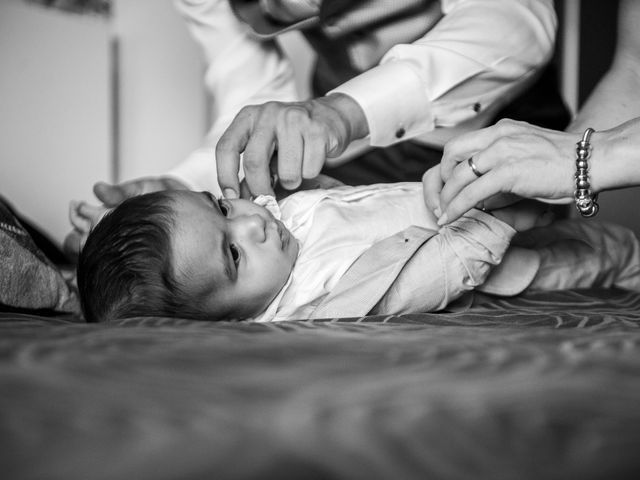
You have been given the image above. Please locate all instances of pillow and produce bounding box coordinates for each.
[0,196,79,314]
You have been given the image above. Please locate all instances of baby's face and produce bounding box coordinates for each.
[169,191,299,319]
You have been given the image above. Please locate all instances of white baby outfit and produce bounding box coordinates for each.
[252,183,640,322]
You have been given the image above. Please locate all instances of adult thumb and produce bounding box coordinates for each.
[93,181,130,207]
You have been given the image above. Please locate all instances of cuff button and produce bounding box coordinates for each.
[395,127,406,139]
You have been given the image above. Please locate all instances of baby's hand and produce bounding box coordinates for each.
[64,201,111,260]
[69,200,109,233]
[490,200,555,232]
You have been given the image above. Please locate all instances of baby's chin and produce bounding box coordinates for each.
[231,280,290,322]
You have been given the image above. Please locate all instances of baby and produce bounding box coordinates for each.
[77,183,640,323]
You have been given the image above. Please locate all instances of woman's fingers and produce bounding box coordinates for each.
[438,169,508,224]
[439,149,498,209]
[421,165,444,215]
[438,141,526,224]
[436,120,582,224]
[440,119,528,181]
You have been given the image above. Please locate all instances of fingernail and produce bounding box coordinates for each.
[223,188,238,199]
[433,207,441,218]
[437,213,448,226]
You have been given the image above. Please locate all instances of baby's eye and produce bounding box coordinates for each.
[229,244,240,265]
[218,198,229,216]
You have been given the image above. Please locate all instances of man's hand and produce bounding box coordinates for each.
[63,176,188,260]
[92,176,188,207]
[216,93,368,199]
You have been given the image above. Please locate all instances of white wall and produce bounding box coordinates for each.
[0,0,208,247]
[0,1,111,246]
[112,0,207,181]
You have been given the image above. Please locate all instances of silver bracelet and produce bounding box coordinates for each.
[574,127,599,218]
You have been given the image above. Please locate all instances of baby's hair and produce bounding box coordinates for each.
[77,191,218,323]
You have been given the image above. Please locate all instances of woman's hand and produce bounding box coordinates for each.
[426,119,578,224]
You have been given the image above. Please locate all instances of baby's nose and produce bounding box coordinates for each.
[233,214,266,242]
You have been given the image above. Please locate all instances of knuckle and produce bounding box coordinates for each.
[495,118,520,135]
[441,142,457,160]
[215,137,232,155]
[261,101,280,111]
[495,118,513,127]
[496,118,516,128]
[238,104,258,119]
[422,167,439,185]
[282,106,309,124]
[307,123,329,142]
[242,154,262,171]
[307,118,324,133]
[492,136,513,154]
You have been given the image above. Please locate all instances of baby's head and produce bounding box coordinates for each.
[78,190,299,323]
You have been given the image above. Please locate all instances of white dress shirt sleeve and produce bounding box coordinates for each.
[521,220,640,293]
[330,0,557,146]
[167,0,299,195]
[372,210,517,314]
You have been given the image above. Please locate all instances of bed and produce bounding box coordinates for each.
[2,287,640,480]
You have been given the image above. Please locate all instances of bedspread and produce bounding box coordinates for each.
[1,288,640,480]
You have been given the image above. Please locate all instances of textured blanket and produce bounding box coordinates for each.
[1,288,640,479]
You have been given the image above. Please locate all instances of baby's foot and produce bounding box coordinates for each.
[491,200,555,232]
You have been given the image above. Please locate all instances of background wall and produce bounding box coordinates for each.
[0,0,111,245]
[111,0,206,181]
[0,0,638,247]
[0,0,207,246]
[0,0,311,247]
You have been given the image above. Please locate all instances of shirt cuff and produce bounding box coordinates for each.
[329,60,434,147]
[457,210,541,297]
[447,208,517,249]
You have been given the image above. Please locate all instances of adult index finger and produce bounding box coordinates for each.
[216,114,254,199]
[438,170,505,225]
[421,165,444,216]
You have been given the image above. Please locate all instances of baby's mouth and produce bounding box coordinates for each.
[275,220,288,250]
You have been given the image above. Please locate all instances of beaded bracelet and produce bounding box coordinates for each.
[574,127,599,217]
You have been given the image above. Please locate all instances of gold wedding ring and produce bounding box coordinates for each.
[468,157,482,177]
